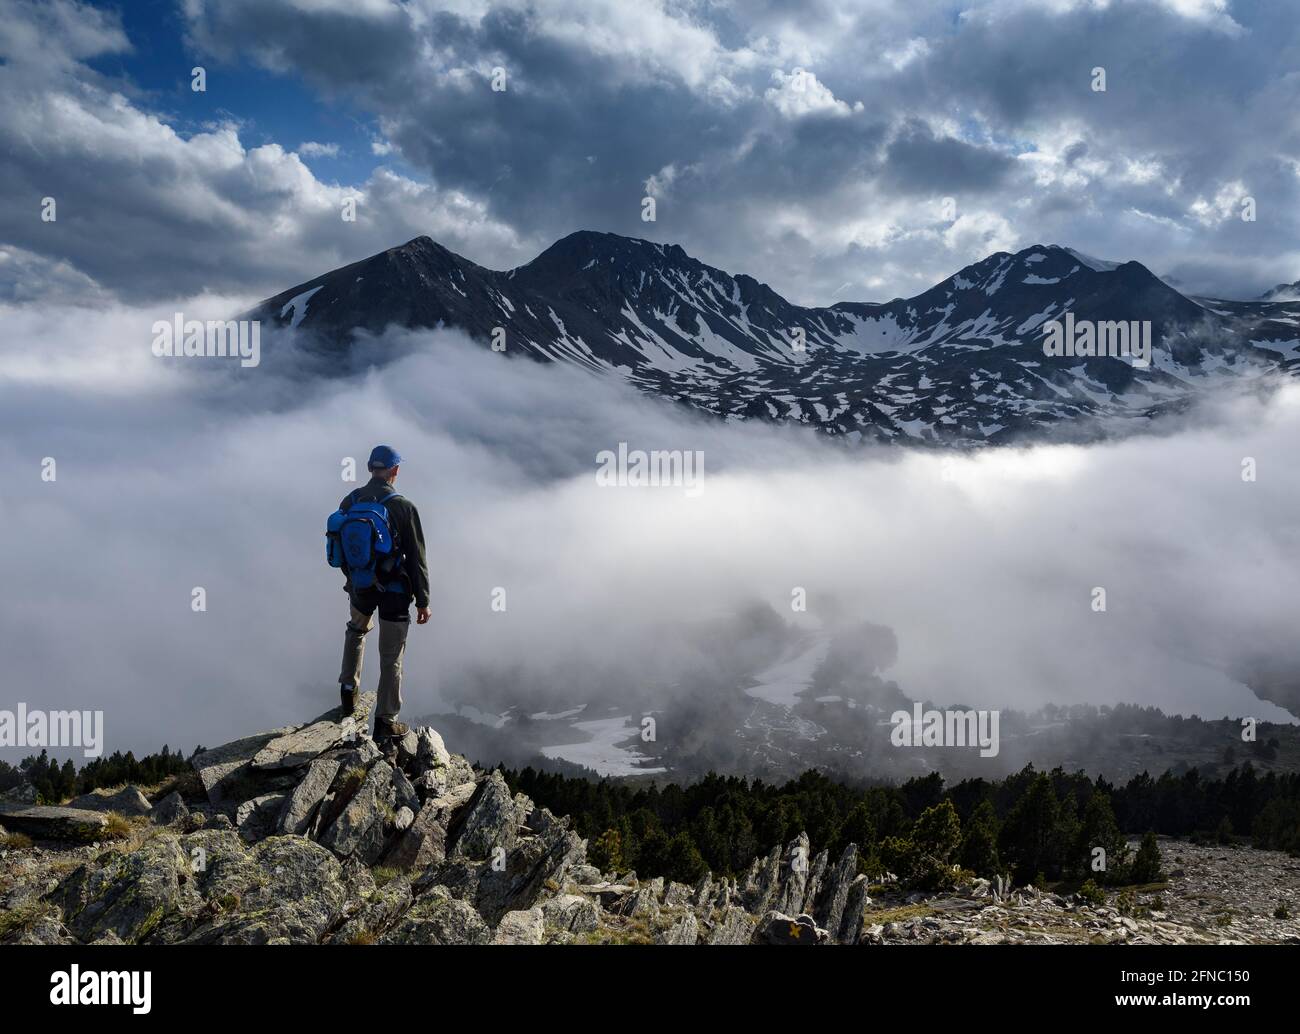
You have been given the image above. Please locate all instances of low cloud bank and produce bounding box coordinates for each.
[1,302,1297,762]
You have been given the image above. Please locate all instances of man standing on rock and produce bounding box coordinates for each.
[334,445,430,746]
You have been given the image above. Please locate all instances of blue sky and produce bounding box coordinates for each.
[3,0,1299,305]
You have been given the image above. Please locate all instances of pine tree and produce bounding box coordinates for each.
[958,799,1000,876]
[589,828,624,874]
[1076,790,1129,885]
[1130,832,1163,884]
[662,831,709,884]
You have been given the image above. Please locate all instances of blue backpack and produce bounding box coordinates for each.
[326,490,405,591]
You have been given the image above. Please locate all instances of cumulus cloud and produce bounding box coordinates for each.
[297,141,341,159]
[186,0,1300,301]
[764,69,862,119]
[6,0,1299,307]
[0,0,528,303]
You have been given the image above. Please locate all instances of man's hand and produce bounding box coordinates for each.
[416,607,431,625]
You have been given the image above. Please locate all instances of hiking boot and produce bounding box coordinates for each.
[373,718,409,741]
[340,684,358,716]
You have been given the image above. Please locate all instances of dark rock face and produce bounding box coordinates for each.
[244,232,1300,447]
[151,791,189,826]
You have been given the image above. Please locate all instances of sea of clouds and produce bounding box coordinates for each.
[1,298,1297,762]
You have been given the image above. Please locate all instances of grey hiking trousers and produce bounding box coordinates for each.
[338,591,410,725]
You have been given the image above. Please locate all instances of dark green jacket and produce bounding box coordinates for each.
[339,476,430,608]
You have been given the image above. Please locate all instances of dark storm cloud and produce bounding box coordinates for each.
[4,1,1300,306]
[878,119,1016,196]
[172,0,1300,301]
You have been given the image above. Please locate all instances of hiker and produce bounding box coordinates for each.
[327,445,430,745]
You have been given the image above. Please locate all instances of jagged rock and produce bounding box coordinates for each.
[383,781,476,872]
[664,881,693,908]
[318,760,395,861]
[322,739,382,769]
[450,771,524,861]
[327,878,413,945]
[251,695,375,770]
[814,843,858,937]
[425,808,585,924]
[0,802,108,840]
[801,848,829,915]
[67,786,152,816]
[193,697,375,806]
[568,863,602,885]
[46,836,197,943]
[578,881,636,906]
[692,873,715,907]
[837,875,870,944]
[192,729,294,805]
[394,729,420,765]
[755,911,828,945]
[655,912,699,945]
[773,833,811,915]
[741,845,781,914]
[235,794,287,843]
[492,908,545,944]
[541,893,600,934]
[416,726,452,770]
[275,758,340,836]
[390,766,420,813]
[381,885,491,945]
[177,835,349,944]
[619,876,663,918]
[151,791,189,826]
[706,905,757,945]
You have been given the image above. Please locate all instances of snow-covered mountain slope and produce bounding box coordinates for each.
[245,232,1300,445]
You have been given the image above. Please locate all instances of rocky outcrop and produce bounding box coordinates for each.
[0,802,109,839]
[0,695,876,946]
[12,701,1286,947]
[151,791,189,826]
[67,785,152,816]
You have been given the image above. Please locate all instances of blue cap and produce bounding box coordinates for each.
[367,444,403,470]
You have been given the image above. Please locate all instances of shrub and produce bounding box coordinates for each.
[102,812,132,840]
[1077,879,1106,907]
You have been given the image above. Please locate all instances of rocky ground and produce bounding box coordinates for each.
[1,697,1297,946]
[862,839,1300,945]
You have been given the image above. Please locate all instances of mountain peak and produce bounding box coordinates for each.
[515,230,671,276]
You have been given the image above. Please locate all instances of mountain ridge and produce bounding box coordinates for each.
[246,231,1300,446]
